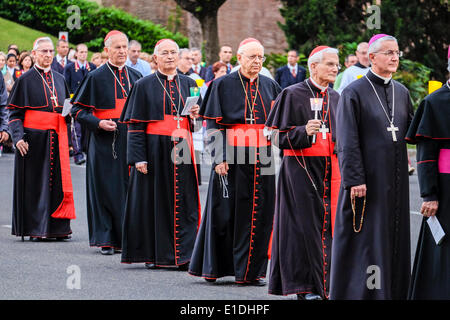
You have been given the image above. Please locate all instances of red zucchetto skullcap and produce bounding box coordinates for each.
[238,38,261,49]
[309,46,331,58]
[104,30,123,44]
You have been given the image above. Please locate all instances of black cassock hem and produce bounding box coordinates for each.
[121,258,190,267]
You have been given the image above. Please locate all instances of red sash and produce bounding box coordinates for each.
[23,110,76,219]
[284,133,341,236]
[145,115,201,227]
[226,124,271,147]
[92,98,126,119]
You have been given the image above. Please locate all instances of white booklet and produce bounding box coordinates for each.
[427,216,445,245]
[62,98,73,117]
[181,96,200,116]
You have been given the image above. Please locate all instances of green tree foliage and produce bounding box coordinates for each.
[279,0,449,81]
[0,0,188,53]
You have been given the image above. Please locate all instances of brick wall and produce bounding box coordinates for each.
[100,0,288,54]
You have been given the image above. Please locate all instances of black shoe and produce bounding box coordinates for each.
[55,235,71,241]
[74,157,86,165]
[114,249,122,254]
[100,247,114,255]
[205,278,217,283]
[237,279,266,286]
[29,236,42,242]
[145,263,158,269]
[304,293,323,300]
[178,263,189,271]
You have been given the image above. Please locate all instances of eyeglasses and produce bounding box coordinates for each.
[159,50,178,57]
[244,54,266,62]
[36,49,55,54]
[375,50,403,58]
[321,62,342,70]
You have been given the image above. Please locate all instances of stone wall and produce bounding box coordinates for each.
[99,0,288,54]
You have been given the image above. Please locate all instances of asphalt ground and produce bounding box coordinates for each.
[0,150,423,301]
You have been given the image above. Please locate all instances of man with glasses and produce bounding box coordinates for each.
[177,48,195,76]
[119,38,201,270]
[266,46,341,300]
[7,37,74,242]
[336,42,370,93]
[70,30,142,255]
[188,38,281,286]
[330,34,414,300]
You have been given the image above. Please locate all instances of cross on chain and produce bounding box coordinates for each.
[387,122,399,142]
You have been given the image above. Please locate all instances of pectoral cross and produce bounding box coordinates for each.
[50,95,58,106]
[319,124,329,140]
[387,122,399,142]
[246,115,255,124]
[174,114,183,129]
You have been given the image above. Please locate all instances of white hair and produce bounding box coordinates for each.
[368,36,398,55]
[154,39,179,56]
[307,47,339,74]
[448,58,450,73]
[104,32,129,48]
[237,42,264,55]
[33,37,53,51]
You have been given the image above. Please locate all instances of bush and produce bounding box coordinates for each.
[0,0,188,53]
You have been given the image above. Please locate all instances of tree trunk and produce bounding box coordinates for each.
[187,13,203,50]
[198,12,220,66]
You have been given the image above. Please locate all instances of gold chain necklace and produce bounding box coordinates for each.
[238,71,259,124]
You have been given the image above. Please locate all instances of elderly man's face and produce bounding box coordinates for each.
[128,44,141,63]
[369,40,400,75]
[33,41,55,68]
[105,35,128,66]
[312,52,339,84]
[356,43,369,67]
[237,43,264,77]
[178,51,194,72]
[219,46,233,63]
[154,40,179,73]
[191,50,202,64]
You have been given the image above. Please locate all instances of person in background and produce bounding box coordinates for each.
[0,52,7,75]
[275,50,307,89]
[51,39,69,74]
[333,53,358,91]
[126,40,152,77]
[191,47,207,79]
[90,52,102,68]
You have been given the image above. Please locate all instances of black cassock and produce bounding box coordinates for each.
[406,82,450,300]
[330,69,414,300]
[188,71,281,283]
[8,66,73,238]
[120,71,200,267]
[265,79,340,299]
[71,62,142,249]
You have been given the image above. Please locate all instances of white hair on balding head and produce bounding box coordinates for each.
[447,58,450,73]
[154,39,179,56]
[307,47,339,74]
[237,42,264,55]
[104,32,128,48]
[33,37,53,51]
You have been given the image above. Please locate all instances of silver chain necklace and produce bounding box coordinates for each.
[155,72,183,128]
[238,71,259,124]
[106,63,130,98]
[365,75,399,142]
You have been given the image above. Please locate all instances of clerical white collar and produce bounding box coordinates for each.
[309,77,327,92]
[34,63,51,73]
[108,60,126,70]
[158,70,177,80]
[370,69,392,84]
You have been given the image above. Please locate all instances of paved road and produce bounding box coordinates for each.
[0,151,423,300]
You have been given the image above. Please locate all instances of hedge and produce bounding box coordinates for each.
[0,0,188,53]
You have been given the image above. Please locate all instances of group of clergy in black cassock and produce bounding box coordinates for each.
[6,30,449,300]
